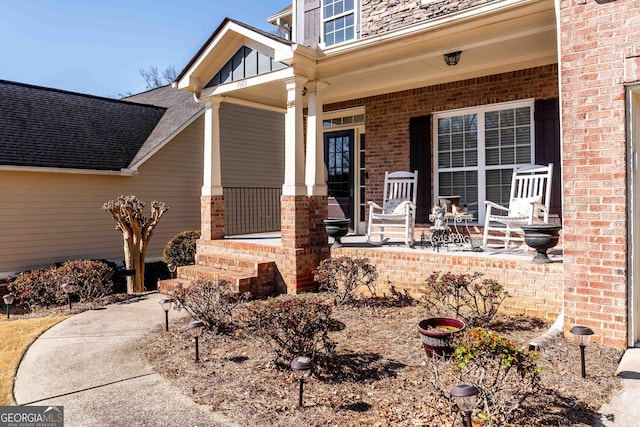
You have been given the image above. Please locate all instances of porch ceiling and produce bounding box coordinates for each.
[195,0,557,110]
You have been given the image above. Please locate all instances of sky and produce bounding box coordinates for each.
[0,0,290,98]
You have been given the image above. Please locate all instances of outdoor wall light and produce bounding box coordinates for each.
[168,263,177,279]
[570,325,594,378]
[444,51,462,66]
[290,355,312,408]
[3,293,15,319]
[158,298,173,331]
[188,320,204,362]
[450,384,479,427]
[60,282,76,311]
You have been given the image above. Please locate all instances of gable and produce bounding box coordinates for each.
[206,46,288,88]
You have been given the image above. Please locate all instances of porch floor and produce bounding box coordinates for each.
[223,232,564,263]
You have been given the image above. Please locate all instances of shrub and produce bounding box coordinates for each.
[54,260,114,301]
[163,230,201,266]
[422,272,509,327]
[313,256,378,305]
[9,268,63,310]
[243,295,337,366]
[173,279,249,334]
[427,328,540,426]
[8,259,114,310]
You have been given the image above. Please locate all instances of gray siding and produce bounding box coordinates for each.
[220,103,285,187]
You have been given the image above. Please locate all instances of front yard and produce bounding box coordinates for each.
[140,299,622,426]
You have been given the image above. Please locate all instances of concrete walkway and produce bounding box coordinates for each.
[13,293,237,427]
[594,348,640,426]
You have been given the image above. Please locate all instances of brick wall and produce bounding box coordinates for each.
[558,0,640,348]
[361,0,497,37]
[333,246,564,322]
[326,64,559,227]
[201,195,225,240]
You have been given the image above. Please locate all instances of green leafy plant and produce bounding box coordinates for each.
[173,279,249,334]
[243,295,337,366]
[453,328,540,425]
[313,256,378,305]
[163,230,201,267]
[422,272,509,327]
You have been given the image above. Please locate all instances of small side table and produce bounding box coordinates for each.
[427,213,477,251]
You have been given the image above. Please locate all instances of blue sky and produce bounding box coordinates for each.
[0,0,289,98]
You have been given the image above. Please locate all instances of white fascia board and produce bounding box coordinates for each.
[199,67,295,99]
[0,165,137,176]
[177,21,292,91]
[128,109,206,171]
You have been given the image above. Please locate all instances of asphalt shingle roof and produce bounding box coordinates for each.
[124,85,205,166]
[0,80,167,171]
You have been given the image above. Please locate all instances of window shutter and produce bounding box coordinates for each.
[534,98,561,220]
[410,115,432,224]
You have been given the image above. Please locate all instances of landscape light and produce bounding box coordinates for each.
[290,356,312,408]
[188,320,204,362]
[450,384,479,427]
[570,325,594,378]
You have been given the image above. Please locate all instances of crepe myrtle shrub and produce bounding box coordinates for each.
[163,230,201,267]
[313,256,379,305]
[422,272,509,327]
[243,295,337,366]
[172,279,250,334]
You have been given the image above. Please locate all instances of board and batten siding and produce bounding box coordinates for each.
[220,103,284,187]
[0,116,205,277]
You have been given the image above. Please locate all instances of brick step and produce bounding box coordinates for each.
[196,253,274,274]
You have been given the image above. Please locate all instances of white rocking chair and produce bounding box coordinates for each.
[367,170,418,247]
[483,164,553,250]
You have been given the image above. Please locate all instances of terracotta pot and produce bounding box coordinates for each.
[417,317,466,357]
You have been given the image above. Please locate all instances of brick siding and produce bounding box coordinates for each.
[558,0,640,347]
[326,64,559,229]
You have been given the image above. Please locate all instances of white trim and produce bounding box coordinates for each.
[0,165,138,176]
[199,67,295,99]
[320,0,360,47]
[323,106,365,121]
[220,96,287,114]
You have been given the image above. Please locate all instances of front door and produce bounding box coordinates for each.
[325,130,354,227]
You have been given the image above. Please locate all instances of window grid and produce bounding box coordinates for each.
[323,0,356,46]
[434,101,534,222]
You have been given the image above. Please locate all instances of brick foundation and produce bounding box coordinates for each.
[200,195,225,240]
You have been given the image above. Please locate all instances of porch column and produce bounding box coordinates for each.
[201,96,225,241]
[281,76,310,249]
[305,80,329,247]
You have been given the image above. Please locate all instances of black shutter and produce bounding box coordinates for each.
[410,116,432,224]
[534,98,562,220]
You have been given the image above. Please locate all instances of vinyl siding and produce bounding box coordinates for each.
[0,116,205,276]
[220,103,285,187]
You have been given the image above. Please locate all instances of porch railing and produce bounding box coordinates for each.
[224,187,282,236]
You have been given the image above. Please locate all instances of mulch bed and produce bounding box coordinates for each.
[140,299,623,426]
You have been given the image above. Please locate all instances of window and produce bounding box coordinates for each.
[434,100,534,222]
[323,0,356,46]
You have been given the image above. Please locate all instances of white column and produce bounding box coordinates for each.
[202,96,223,197]
[305,81,329,196]
[283,76,308,196]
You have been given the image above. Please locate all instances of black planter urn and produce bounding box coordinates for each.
[323,218,351,248]
[521,224,562,264]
